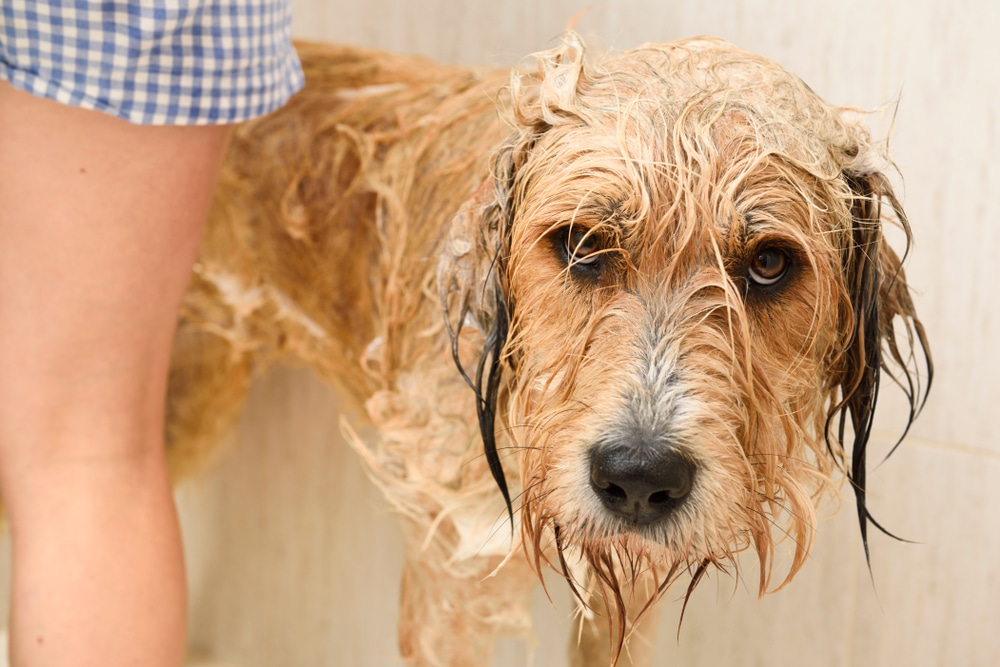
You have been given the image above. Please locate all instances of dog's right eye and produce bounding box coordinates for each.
[563,228,601,267]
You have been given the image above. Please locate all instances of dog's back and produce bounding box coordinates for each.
[166,43,509,474]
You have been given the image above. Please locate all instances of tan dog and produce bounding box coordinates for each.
[167,34,930,666]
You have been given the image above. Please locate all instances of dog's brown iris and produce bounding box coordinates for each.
[566,228,601,265]
[748,247,788,286]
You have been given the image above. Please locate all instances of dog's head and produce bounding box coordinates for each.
[442,33,930,642]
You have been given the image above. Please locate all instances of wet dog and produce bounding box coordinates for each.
[167,34,930,666]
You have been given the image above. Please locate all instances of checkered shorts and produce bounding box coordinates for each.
[0,0,304,125]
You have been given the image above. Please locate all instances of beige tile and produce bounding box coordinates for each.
[850,440,1000,667]
[178,368,405,666]
[869,2,1000,456]
[290,0,595,67]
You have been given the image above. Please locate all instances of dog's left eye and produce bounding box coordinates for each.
[748,247,789,286]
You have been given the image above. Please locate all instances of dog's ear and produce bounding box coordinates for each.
[437,178,505,342]
[437,166,514,525]
[832,168,932,560]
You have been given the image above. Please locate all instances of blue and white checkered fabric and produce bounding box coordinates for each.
[0,0,304,125]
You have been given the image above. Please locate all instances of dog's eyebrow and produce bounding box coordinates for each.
[545,197,628,232]
[597,197,628,220]
[569,193,628,218]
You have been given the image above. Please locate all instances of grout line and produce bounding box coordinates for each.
[869,430,1000,460]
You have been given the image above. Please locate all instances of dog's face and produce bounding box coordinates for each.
[443,35,928,633]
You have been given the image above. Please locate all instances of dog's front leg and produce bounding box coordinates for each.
[395,532,538,667]
[570,588,662,667]
[346,343,540,664]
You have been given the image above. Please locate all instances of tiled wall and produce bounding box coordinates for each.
[3,1,995,665]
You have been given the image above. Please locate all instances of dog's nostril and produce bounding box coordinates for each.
[596,481,628,502]
[590,444,695,525]
[648,489,672,505]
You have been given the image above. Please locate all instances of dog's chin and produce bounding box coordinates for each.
[553,507,705,571]
[547,519,707,612]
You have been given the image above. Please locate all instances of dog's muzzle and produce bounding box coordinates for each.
[589,441,696,525]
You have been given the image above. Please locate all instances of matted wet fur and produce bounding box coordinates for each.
[167,34,930,666]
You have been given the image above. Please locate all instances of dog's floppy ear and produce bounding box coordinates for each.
[437,165,514,525]
[437,178,505,344]
[831,168,932,560]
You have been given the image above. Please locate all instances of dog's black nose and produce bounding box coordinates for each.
[589,443,695,524]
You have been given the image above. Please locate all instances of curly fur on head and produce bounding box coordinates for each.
[457,33,931,654]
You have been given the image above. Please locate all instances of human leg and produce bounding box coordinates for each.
[0,81,229,667]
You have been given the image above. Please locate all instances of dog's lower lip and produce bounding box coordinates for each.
[595,507,671,533]
[626,513,671,530]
